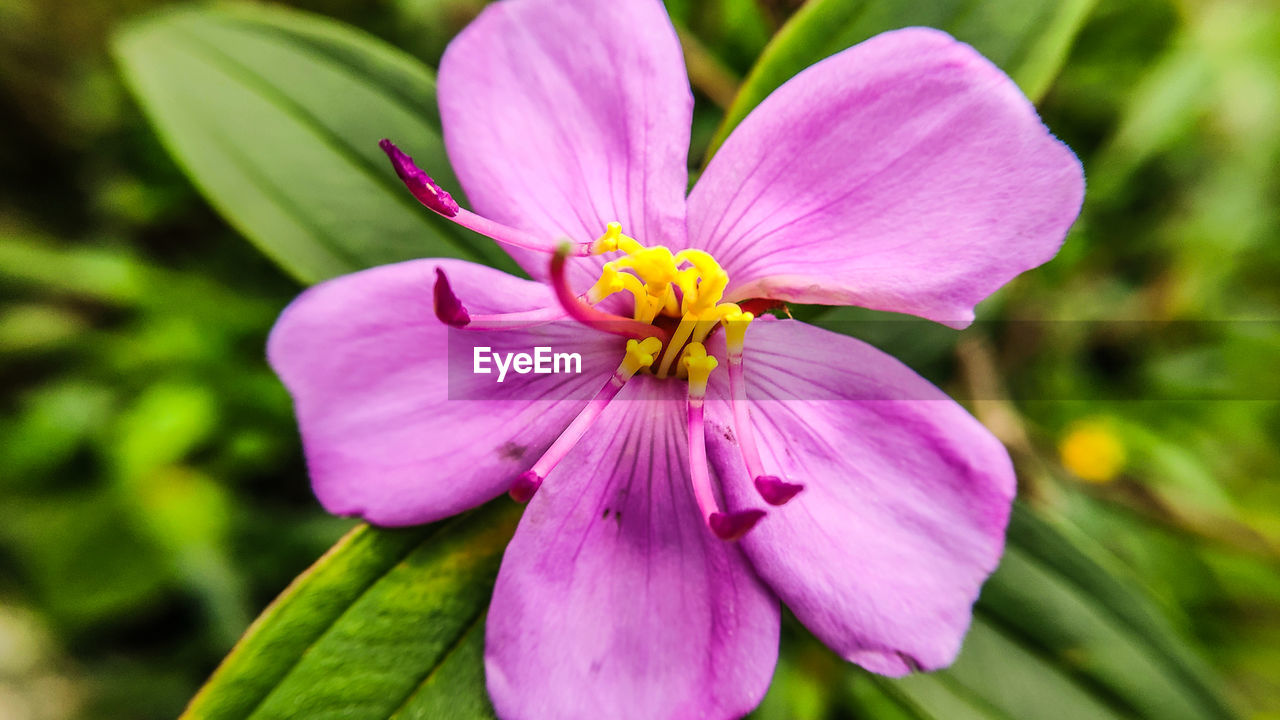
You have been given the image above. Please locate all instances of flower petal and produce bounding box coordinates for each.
[704,319,1015,675]
[688,28,1084,328]
[486,377,779,720]
[438,0,692,284]
[267,259,618,526]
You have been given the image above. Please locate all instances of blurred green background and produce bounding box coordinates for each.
[1,0,1277,718]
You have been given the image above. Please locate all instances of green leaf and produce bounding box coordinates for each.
[180,501,519,720]
[189,493,1235,720]
[708,0,1098,157]
[847,506,1238,720]
[112,4,515,285]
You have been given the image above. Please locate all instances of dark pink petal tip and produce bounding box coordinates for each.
[508,470,543,504]
[755,475,804,505]
[433,268,470,327]
[378,138,460,217]
[709,509,766,541]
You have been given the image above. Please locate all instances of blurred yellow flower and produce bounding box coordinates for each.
[1059,421,1126,483]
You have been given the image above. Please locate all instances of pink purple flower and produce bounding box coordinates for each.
[267,0,1084,717]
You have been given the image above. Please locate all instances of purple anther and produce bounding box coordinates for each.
[433,268,471,327]
[754,475,804,506]
[708,509,766,541]
[509,470,543,503]
[379,138,460,217]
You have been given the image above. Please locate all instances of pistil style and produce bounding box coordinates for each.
[550,244,668,342]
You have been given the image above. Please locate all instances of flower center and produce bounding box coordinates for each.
[508,222,798,541]
[580,222,754,381]
[376,141,804,540]
[425,215,804,541]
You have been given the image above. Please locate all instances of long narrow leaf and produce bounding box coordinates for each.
[113,4,514,285]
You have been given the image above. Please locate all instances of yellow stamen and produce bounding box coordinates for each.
[661,281,682,316]
[591,222,624,254]
[673,249,722,277]
[615,231,645,255]
[722,310,754,354]
[674,267,700,315]
[691,303,742,345]
[612,270,652,322]
[614,246,677,286]
[586,222,748,384]
[586,263,621,303]
[656,313,700,379]
[674,249,730,313]
[639,285,672,324]
[681,342,718,397]
[587,263,673,323]
[619,337,663,379]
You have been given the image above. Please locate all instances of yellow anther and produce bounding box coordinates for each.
[674,249,729,314]
[686,303,728,345]
[656,313,700,379]
[696,273,729,311]
[641,284,673,324]
[722,310,754,354]
[675,267,700,315]
[588,264,665,323]
[591,222,624,254]
[681,342,718,397]
[617,246,678,287]
[714,303,743,319]
[619,337,663,379]
[617,234,645,255]
[586,263,622,303]
[611,271,651,321]
[661,285,681,316]
[673,249,723,277]
[636,297,663,325]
